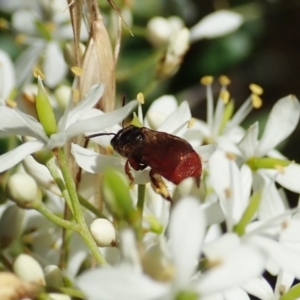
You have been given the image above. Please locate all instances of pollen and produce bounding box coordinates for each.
[188,118,195,128]
[251,94,262,109]
[249,83,264,95]
[71,66,83,76]
[33,67,45,79]
[225,152,236,160]
[275,164,285,174]
[5,100,17,108]
[224,187,232,198]
[220,90,230,104]
[200,76,214,86]
[219,75,231,86]
[137,92,145,104]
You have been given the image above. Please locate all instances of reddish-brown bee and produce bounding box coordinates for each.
[87,125,202,202]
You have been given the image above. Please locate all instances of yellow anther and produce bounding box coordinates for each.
[220,90,230,104]
[107,145,114,154]
[249,83,263,95]
[219,75,231,86]
[15,34,26,44]
[71,66,83,76]
[0,18,9,29]
[33,68,45,80]
[200,76,214,86]
[226,152,236,160]
[188,118,195,128]
[137,92,145,104]
[5,100,17,108]
[45,21,56,33]
[274,164,285,174]
[251,94,262,109]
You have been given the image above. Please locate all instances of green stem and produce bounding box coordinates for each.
[54,148,108,266]
[137,184,145,225]
[34,202,78,231]
[46,157,74,215]
[78,194,107,219]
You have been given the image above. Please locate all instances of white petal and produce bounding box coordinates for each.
[145,95,178,129]
[0,106,48,141]
[0,140,44,172]
[65,100,138,137]
[209,150,245,229]
[255,95,300,157]
[195,245,266,295]
[274,270,294,299]
[15,42,44,87]
[12,10,37,35]
[59,84,104,131]
[168,197,206,288]
[71,144,124,174]
[194,144,216,167]
[249,235,300,278]
[258,174,286,220]
[76,267,168,300]
[190,10,243,42]
[223,287,250,300]
[274,163,300,193]
[44,41,68,88]
[0,50,15,100]
[157,101,191,136]
[238,122,258,159]
[242,276,273,300]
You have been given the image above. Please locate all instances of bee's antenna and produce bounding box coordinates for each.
[86,133,116,139]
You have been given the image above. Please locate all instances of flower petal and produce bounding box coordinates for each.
[0,140,44,172]
[274,163,300,193]
[0,106,48,141]
[59,84,104,131]
[65,100,138,138]
[190,10,243,42]
[43,41,68,88]
[255,95,300,157]
[249,235,300,278]
[209,150,245,229]
[71,144,124,174]
[195,244,266,295]
[76,267,168,300]
[238,122,258,159]
[0,50,15,100]
[242,276,273,300]
[158,101,191,136]
[168,197,206,288]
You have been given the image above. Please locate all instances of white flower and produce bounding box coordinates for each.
[238,95,300,193]
[76,198,266,299]
[0,83,138,172]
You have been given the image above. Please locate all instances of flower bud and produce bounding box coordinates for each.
[36,75,57,136]
[147,16,184,47]
[90,218,117,247]
[63,42,86,68]
[54,84,71,109]
[156,28,190,78]
[13,254,45,285]
[0,272,40,300]
[44,265,64,289]
[0,204,25,248]
[48,294,71,300]
[6,173,42,208]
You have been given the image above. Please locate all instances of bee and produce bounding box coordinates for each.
[87,124,201,202]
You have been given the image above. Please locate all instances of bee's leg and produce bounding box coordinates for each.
[125,159,147,185]
[149,169,172,202]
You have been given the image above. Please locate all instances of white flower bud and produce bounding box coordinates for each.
[0,204,25,248]
[54,85,71,109]
[13,254,45,285]
[147,16,184,47]
[6,173,42,208]
[48,293,71,300]
[44,265,64,289]
[190,10,243,42]
[156,27,190,78]
[90,219,117,247]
